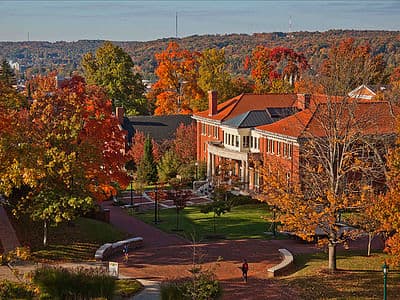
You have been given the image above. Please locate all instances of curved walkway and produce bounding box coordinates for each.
[102,201,321,300]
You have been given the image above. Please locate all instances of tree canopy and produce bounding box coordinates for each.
[81,41,146,114]
[0,74,129,245]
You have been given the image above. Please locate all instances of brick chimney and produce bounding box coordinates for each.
[116,107,125,125]
[208,91,218,116]
[296,94,311,110]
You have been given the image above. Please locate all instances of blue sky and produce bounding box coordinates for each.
[0,1,399,41]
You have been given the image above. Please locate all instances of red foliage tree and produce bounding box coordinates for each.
[173,123,197,162]
[245,46,308,93]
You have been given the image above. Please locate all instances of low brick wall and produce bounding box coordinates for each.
[95,237,144,261]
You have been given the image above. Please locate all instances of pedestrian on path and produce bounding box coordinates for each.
[241,258,248,282]
[123,244,129,263]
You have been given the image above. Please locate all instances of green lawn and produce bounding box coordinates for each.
[11,215,126,262]
[283,251,400,299]
[131,203,276,241]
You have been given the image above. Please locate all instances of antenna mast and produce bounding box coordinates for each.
[175,12,178,38]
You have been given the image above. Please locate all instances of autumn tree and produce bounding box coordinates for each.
[167,184,191,231]
[173,123,197,162]
[81,41,146,114]
[0,75,129,246]
[259,100,394,271]
[157,150,180,183]
[374,124,400,264]
[127,130,160,167]
[150,42,204,115]
[198,48,235,104]
[319,38,386,96]
[245,46,308,93]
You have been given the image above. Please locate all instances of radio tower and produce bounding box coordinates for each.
[175,12,178,38]
[288,16,293,38]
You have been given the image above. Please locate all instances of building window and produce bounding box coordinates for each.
[288,143,292,158]
[201,123,206,135]
[270,139,275,153]
[243,136,249,148]
[276,141,281,155]
[213,126,218,138]
[235,135,239,147]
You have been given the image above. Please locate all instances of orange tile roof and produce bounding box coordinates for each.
[257,101,399,138]
[193,93,297,121]
[256,109,314,138]
[304,102,399,137]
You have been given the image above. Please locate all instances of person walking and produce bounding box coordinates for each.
[123,244,129,263]
[241,259,249,282]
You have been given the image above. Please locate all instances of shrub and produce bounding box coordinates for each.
[228,194,258,206]
[32,266,116,299]
[15,246,31,260]
[0,280,36,299]
[161,271,222,300]
[160,280,187,300]
[114,279,142,297]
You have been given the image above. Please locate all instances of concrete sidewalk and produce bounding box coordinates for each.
[133,279,160,300]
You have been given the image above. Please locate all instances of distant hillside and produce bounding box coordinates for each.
[1,30,400,80]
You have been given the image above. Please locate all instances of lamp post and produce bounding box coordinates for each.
[154,183,158,224]
[383,261,388,300]
[130,176,134,207]
[195,162,199,180]
[272,205,277,237]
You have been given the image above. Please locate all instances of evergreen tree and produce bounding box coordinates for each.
[0,59,15,87]
[137,136,158,184]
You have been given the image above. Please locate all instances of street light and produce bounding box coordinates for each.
[154,183,159,224]
[130,176,134,207]
[195,162,199,180]
[383,261,389,300]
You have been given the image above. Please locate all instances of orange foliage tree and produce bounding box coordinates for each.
[320,38,386,95]
[258,99,393,271]
[375,124,400,265]
[150,42,204,115]
[0,74,129,246]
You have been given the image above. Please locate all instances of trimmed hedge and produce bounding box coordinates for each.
[32,266,115,300]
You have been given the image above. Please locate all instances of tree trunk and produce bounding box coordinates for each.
[213,211,216,234]
[43,220,48,247]
[176,208,179,230]
[328,242,337,272]
[367,232,374,257]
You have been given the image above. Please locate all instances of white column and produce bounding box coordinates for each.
[240,160,245,182]
[211,154,215,176]
[207,152,212,178]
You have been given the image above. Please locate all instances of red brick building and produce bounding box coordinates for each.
[192,89,399,193]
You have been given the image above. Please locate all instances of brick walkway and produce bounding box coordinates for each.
[103,201,321,300]
[0,205,20,252]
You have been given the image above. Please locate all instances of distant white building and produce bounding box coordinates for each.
[8,60,20,72]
